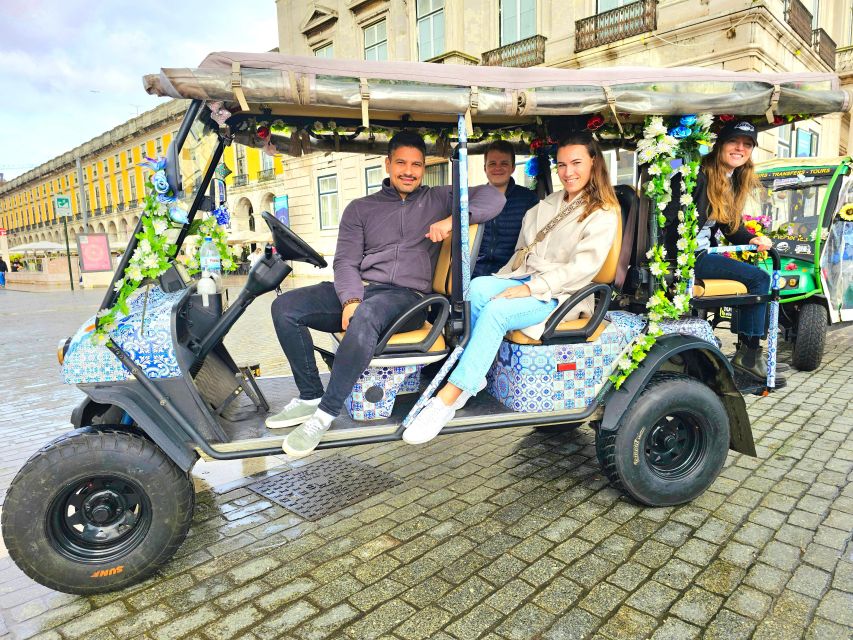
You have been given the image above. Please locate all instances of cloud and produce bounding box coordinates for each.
[0,0,278,179]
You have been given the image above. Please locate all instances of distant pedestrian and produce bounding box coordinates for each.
[0,256,7,288]
[248,247,263,270]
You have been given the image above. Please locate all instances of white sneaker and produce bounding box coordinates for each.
[450,378,488,411]
[266,397,322,429]
[403,398,455,444]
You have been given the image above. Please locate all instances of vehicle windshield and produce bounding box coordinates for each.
[755,176,831,241]
[175,106,219,211]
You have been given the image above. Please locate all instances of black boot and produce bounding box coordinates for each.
[732,337,787,387]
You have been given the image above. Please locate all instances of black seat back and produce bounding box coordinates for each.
[613,184,639,292]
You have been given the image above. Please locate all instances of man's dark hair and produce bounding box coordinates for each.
[484,140,515,165]
[387,130,426,158]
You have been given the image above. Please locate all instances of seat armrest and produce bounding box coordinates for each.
[540,283,612,342]
[375,294,451,354]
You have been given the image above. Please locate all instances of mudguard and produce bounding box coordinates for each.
[601,334,756,456]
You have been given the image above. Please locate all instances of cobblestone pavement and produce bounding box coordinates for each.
[1,284,851,640]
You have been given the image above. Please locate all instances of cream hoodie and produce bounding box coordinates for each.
[494,189,619,339]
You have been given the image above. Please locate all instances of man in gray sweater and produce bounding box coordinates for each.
[268,131,505,457]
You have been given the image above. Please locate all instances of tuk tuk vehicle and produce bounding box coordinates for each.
[2,53,848,594]
[750,156,853,370]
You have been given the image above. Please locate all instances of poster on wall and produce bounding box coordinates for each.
[77,233,113,272]
[273,195,289,227]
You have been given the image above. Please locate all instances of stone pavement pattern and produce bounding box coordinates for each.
[0,285,851,640]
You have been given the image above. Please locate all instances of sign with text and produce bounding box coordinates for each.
[0,228,6,236]
[77,233,113,272]
[274,195,290,227]
[54,194,72,218]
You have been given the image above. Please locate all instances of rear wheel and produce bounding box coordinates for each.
[2,430,194,594]
[595,373,729,506]
[791,302,827,371]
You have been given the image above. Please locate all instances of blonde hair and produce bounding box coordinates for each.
[700,139,760,232]
[556,132,620,220]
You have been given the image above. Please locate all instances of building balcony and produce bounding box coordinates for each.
[93,208,102,216]
[784,0,813,46]
[258,168,276,182]
[575,0,657,53]
[234,174,249,187]
[105,205,114,214]
[481,35,547,68]
[812,28,837,70]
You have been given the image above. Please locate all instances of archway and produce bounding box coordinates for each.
[119,218,129,241]
[235,197,254,231]
[107,221,118,243]
[260,192,275,217]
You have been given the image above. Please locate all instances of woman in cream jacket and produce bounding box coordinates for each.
[404,132,620,444]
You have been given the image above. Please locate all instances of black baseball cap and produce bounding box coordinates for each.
[718,120,758,145]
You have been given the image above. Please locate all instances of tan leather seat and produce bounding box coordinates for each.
[505,208,622,345]
[692,279,748,298]
[334,225,480,348]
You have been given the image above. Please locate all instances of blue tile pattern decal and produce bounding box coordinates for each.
[62,285,184,384]
[486,311,646,413]
[346,365,422,421]
[658,317,717,345]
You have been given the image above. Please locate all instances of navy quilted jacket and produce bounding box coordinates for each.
[473,178,540,277]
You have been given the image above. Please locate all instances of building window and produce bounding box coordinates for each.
[318,174,340,228]
[364,20,388,61]
[262,152,274,171]
[114,154,120,170]
[117,179,124,205]
[314,43,334,58]
[105,185,113,208]
[127,149,133,165]
[417,0,445,61]
[365,166,384,194]
[156,137,163,155]
[777,125,793,158]
[140,143,148,159]
[795,128,818,157]
[129,175,137,202]
[500,0,536,46]
[92,164,98,179]
[597,0,634,11]
[424,162,449,186]
[803,0,819,28]
[235,144,247,176]
[65,176,70,189]
[94,186,101,210]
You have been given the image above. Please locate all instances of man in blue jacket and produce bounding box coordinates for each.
[472,140,540,278]
[268,131,505,457]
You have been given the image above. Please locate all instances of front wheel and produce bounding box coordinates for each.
[596,373,730,506]
[2,429,194,594]
[791,302,827,371]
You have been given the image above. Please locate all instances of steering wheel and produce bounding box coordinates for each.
[261,211,327,268]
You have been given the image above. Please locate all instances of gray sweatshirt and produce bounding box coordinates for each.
[333,179,505,304]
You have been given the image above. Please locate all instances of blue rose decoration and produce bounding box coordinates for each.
[168,206,188,224]
[680,115,697,126]
[670,126,691,139]
[525,157,539,177]
[214,206,230,226]
[151,170,171,195]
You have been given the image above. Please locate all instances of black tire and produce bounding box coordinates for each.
[595,373,729,506]
[791,302,827,371]
[2,430,194,595]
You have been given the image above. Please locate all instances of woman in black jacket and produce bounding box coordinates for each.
[664,120,784,384]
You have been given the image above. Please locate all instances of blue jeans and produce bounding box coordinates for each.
[695,252,770,337]
[448,276,558,394]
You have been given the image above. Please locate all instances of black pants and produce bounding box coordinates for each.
[270,281,424,416]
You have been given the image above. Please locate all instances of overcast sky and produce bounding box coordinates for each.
[0,0,279,180]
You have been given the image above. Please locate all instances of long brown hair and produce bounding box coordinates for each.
[556,132,619,220]
[700,138,760,232]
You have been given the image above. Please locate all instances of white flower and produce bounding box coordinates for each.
[152,217,169,235]
[142,254,160,269]
[647,164,662,176]
[648,310,662,321]
[673,294,688,311]
[650,262,666,277]
[676,238,687,250]
[680,193,693,206]
[100,318,117,332]
[645,117,667,138]
[96,308,111,318]
[677,253,688,266]
[617,355,632,370]
[127,265,143,281]
[697,113,713,129]
[93,332,109,346]
[139,239,152,254]
[659,193,672,205]
[677,223,686,235]
[677,210,685,222]
[113,278,125,292]
[639,148,656,164]
[645,181,657,196]
[648,322,661,335]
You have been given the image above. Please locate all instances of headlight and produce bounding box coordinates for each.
[787,276,800,288]
[57,337,71,365]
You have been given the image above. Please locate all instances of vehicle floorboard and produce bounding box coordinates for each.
[210,375,591,452]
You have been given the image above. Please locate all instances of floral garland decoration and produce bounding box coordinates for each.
[92,157,236,344]
[609,114,714,388]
